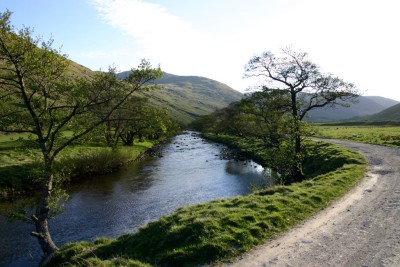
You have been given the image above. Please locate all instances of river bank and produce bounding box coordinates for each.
[49,136,367,266]
[1,131,267,266]
[227,139,400,266]
[0,138,158,201]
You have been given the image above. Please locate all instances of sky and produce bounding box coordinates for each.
[1,0,400,101]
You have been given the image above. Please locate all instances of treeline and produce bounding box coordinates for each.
[86,94,180,149]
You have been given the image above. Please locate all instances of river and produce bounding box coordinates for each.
[0,131,271,266]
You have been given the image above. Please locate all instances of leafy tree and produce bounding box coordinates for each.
[0,10,162,263]
[238,90,291,148]
[245,48,358,181]
[116,96,158,146]
[101,95,180,147]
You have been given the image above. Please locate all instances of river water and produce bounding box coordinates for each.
[0,131,270,266]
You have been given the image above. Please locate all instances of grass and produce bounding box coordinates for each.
[312,125,400,148]
[49,136,366,267]
[0,133,154,200]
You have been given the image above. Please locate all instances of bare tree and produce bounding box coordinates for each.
[245,48,358,181]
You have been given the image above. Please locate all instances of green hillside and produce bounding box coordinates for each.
[306,96,398,122]
[118,71,243,124]
[47,61,243,125]
[66,61,94,79]
[363,103,400,121]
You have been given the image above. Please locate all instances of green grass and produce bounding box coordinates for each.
[0,133,154,200]
[312,125,400,148]
[50,137,366,267]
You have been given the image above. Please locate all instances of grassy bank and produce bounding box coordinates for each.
[0,133,155,200]
[312,125,400,148]
[50,135,366,266]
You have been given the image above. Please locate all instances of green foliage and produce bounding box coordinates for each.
[0,10,165,256]
[102,95,181,148]
[57,148,130,179]
[191,90,313,183]
[50,140,366,266]
[0,135,154,200]
[242,48,359,182]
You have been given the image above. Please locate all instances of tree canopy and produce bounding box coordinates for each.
[244,48,358,181]
[0,10,163,263]
[193,48,358,183]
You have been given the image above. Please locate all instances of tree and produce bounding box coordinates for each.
[115,96,158,146]
[0,10,162,263]
[245,48,358,181]
[239,90,291,148]
[101,95,180,147]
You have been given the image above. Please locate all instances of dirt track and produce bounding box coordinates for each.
[225,139,400,267]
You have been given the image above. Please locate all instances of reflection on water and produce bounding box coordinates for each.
[0,131,271,266]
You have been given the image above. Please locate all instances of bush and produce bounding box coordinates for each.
[56,149,131,181]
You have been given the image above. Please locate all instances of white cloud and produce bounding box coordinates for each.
[90,0,204,62]
[88,0,400,100]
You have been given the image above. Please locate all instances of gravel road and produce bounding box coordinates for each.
[225,139,400,267]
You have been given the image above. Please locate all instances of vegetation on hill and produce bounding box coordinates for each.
[306,96,399,122]
[362,103,400,121]
[118,71,243,124]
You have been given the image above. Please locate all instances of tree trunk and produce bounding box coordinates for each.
[290,90,304,183]
[292,121,304,182]
[121,132,134,146]
[31,161,59,264]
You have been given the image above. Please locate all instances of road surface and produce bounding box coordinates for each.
[225,139,400,267]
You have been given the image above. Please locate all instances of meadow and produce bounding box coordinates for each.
[311,125,400,148]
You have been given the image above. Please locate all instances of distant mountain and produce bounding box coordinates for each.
[306,96,399,122]
[362,103,400,121]
[117,71,243,124]
[363,96,399,108]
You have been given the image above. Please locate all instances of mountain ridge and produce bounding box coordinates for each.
[306,95,399,122]
[117,71,243,124]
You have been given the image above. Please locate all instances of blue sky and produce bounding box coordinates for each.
[1,0,400,101]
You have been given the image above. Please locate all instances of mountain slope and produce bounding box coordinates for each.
[118,71,243,124]
[363,103,400,121]
[306,96,399,122]
[363,96,399,108]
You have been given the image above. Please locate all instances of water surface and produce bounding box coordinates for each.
[0,131,270,266]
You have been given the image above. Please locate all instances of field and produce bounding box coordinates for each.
[312,125,400,148]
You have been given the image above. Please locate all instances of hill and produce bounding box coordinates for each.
[54,63,243,125]
[362,103,400,121]
[117,71,243,124]
[306,96,399,122]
